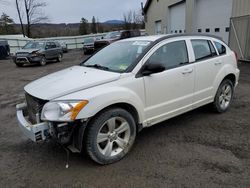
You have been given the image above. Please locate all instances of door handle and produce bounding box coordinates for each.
[182,68,193,75]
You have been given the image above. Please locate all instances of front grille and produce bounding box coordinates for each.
[25,93,47,124]
[16,52,29,57]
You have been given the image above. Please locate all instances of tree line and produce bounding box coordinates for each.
[0,0,144,38]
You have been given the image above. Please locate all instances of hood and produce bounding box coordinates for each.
[24,66,121,100]
[16,48,40,54]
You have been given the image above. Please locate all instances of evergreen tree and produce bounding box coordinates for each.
[0,13,15,34]
[79,17,89,35]
[91,16,97,33]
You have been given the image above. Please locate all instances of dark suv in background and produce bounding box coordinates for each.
[0,40,10,59]
[13,41,63,67]
[94,30,141,52]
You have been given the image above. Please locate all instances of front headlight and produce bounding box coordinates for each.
[41,100,88,122]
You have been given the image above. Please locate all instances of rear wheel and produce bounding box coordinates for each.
[57,53,62,62]
[40,56,46,66]
[85,108,136,165]
[213,79,234,113]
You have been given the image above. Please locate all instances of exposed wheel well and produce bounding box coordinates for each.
[223,74,236,86]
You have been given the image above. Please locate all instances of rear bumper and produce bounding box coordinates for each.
[16,103,49,142]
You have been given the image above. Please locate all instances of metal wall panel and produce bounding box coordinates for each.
[232,0,250,17]
[229,16,250,61]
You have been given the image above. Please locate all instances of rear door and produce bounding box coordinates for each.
[45,42,53,59]
[143,39,195,125]
[50,42,58,58]
[190,39,223,107]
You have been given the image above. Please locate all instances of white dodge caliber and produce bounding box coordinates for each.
[17,34,240,164]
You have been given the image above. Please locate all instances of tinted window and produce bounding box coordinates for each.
[148,41,188,69]
[121,31,130,39]
[50,42,57,48]
[23,41,45,49]
[208,41,217,56]
[192,40,214,61]
[214,41,226,55]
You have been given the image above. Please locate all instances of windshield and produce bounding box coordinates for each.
[23,41,45,49]
[84,38,94,43]
[82,40,151,73]
[104,31,121,39]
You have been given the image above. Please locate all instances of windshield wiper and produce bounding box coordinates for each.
[84,64,110,71]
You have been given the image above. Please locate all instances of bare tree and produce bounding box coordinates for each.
[15,0,25,37]
[15,0,48,38]
[123,10,144,30]
[123,10,133,30]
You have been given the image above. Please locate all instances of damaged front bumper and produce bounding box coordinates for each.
[16,103,49,142]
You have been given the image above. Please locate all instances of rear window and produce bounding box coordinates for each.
[214,41,226,55]
[191,40,215,61]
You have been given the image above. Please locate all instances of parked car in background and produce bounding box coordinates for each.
[16,34,239,165]
[94,30,141,52]
[13,41,63,67]
[83,37,96,55]
[59,42,68,53]
[0,40,10,59]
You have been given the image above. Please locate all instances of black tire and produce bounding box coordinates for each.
[213,79,234,113]
[83,49,88,55]
[15,63,23,67]
[85,108,136,165]
[57,53,62,62]
[40,56,46,66]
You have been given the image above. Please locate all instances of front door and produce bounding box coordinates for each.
[143,40,195,125]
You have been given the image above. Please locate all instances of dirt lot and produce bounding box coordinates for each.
[0,50,249,188]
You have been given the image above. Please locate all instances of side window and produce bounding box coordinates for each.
[208,41,217,56]
[121,31,130,39]
[45,42,51,49]
[50,42,57,48]
[191,40,214,61]
[214,41,226,55]
[55,42,60,47]
[148,40,189,69]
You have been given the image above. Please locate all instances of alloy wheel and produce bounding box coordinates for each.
[219,84,232,110]
[96,117,131,157]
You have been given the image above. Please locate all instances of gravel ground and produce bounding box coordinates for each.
[0,50,249,188]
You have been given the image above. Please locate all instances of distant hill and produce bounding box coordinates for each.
[104,20,125,25]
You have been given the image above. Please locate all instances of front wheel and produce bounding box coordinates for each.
[85,108,136,165]
[40,56,46,66]
[15,63,23,67]
[213,79,234,113]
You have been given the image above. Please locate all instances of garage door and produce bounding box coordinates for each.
[195,0,233,43]
[169,2,186,34]
[155,20,162,35]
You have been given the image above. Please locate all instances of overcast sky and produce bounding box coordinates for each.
[0,0,147,23]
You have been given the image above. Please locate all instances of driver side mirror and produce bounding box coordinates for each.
[141,62,165,76]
